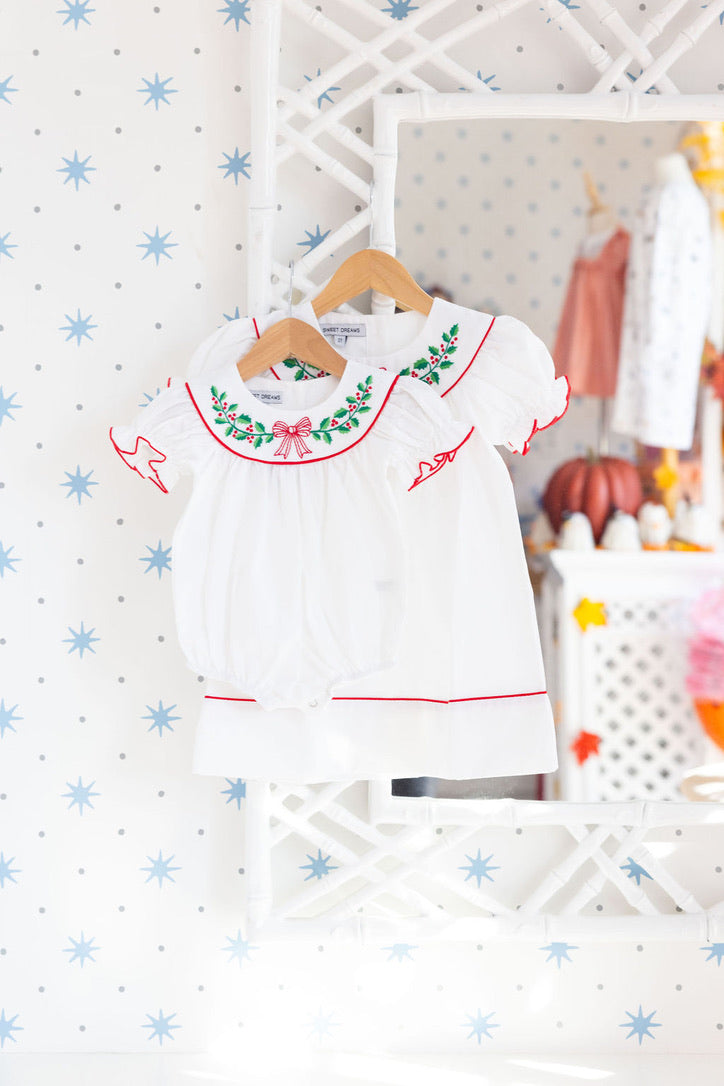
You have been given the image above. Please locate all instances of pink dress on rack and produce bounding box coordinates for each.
[553,226,630,398]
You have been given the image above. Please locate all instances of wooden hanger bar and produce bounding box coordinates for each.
[312,249,434,317]
[235,317,347,380]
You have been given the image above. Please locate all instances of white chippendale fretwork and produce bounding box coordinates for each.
[249,0,724,313]
[244,781,724,940]
[244,0,724,941]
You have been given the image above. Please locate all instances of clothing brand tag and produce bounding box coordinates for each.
[251,390,283,404]
[320,323,367,337]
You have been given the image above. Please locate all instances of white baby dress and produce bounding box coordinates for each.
[110,360,470,711]
[185,297,570,782]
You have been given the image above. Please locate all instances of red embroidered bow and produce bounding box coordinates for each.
[272,417,313,459]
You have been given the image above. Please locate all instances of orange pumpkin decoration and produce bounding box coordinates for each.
[694,699,724,750]
[542,455,644,543]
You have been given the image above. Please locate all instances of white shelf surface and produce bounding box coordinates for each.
[2,1052,724,1086]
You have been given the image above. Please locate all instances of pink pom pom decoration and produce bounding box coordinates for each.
[686,587,724,701]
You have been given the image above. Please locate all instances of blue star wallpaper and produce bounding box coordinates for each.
[3,0,724,1065]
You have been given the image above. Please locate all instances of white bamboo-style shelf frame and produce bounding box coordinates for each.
[244,0,724,940]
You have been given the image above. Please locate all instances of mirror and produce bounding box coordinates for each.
[383,112,723,804]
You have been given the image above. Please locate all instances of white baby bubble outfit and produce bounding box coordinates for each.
[110,358,470,712]
[185,297,570,782]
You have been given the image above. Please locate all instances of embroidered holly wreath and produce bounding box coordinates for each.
[399,323,459,385]
[210,377,374,459]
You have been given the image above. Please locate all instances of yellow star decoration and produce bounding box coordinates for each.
[572,598,607,632]
[653,461,679,493]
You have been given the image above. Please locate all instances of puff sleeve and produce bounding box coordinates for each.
[109,378,192,494]
[454,315,570,454]
[377,375,474,490]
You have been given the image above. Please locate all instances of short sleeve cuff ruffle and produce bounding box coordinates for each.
[109,378,202,493]
[460,314,570,454]
[376,375,474,489]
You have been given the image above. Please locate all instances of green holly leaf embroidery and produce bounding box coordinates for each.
[209,375,375,456]
[399,325,460,386]
[294,369,305,381]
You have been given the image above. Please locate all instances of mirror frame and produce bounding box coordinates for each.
[370,89,724,824]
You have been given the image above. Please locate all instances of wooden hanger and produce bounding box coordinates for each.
[583,171,609,216]
[236,317,348,380]
[312,249,433,318]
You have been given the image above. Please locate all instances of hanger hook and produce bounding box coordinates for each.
[288,260,295,318]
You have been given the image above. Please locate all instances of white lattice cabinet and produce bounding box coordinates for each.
[540,550,724,802]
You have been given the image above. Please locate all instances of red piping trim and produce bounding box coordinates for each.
[408,425,475,491]
[109,427,169,494]
[441,315,496,398]
[185,376,400,466]
[512,374,571,457]
[204,689,547,705]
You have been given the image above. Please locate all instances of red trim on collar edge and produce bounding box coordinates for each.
[185,375,400,466]
[441,315,496,398]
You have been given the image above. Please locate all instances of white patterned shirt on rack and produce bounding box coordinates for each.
[186,298,570,783]
[611,176,712,450]
[110,359,471,712]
